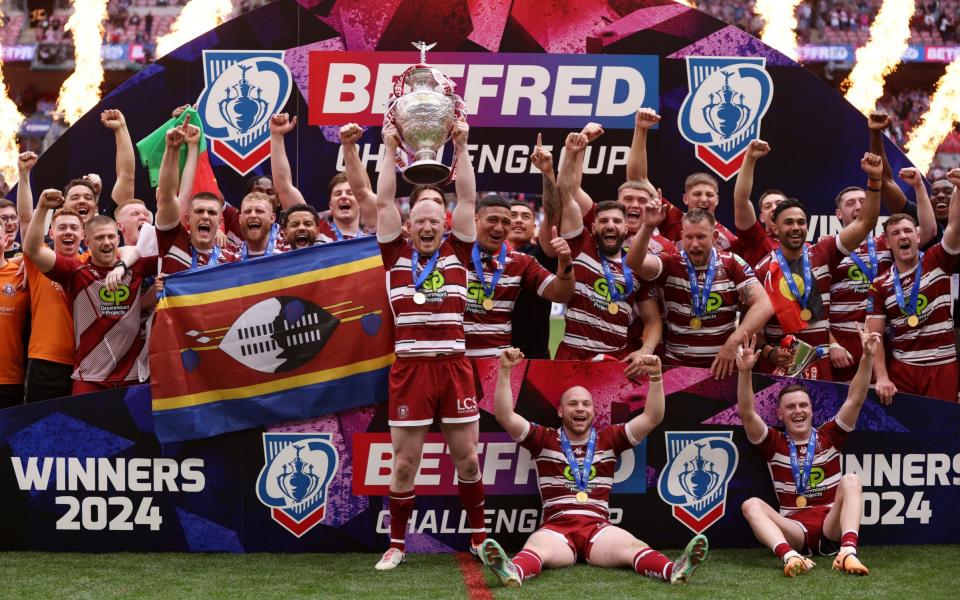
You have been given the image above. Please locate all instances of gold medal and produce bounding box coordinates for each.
[799,308,813,322]
[576,491,589,503]
[413,291,426,305]
[607,302,619,315]
[690,317,702,329]
[482,298,494,311]
[907,314,919,327]
[795,495,807,508]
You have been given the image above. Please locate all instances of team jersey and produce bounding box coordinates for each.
[516,421,639,523]
[731,219,780,267]
[829,234,892,338]
[619,234,675,358]
[868,242,959,366]
[317,220,369,244]
[156,222,238,276]
[379,229,473,356]
[225,224,291,259]
[24,257,74,365]
[662,203,738,250]
[653,249,758,366]
[44,254,157,383]
[754,418,850,517]
[0,260,29,384]
[463,246,555,358]
[557,228,656,359]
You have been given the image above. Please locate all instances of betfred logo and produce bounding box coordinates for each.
[308,52,658,129]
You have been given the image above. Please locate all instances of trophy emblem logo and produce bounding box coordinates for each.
[678,56,773,181]
[658,431,739,534]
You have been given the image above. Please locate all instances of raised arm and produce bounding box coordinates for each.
[899,167,937,247]
[557,125,599,219]
[868,111,910,213]
[494,348,530,440]
[713,280,773,380]
[531,133,559,228]
[837,323,881,427]
[624,197,664,280]
[540,226,575,302]
[24,189,62,273]
[176,120,201,220]
[269,114,306,209]
[451,117,477,240]
[626,108,659,183]
[554,132,588,234]
[733,140,769,231]
[942,169,960,250]
[16,151,38,227]
[155,124,186,229]
[735,334,769,443]
[375,123,402,236]
[101,109,136,206]
[624,355,665,442]
[839,153,883,252]
[340,122,378,233]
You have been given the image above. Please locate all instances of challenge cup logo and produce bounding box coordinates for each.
[658,431,739,534]
[218,64,270,134]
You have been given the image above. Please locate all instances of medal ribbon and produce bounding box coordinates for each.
[786,428,818,497]
[891,250,924,319]
[240,222,278,260]
[559,428,597,493]
[599,251,634,304]
[411,249,441,291]
[471,242,507,302]
[847,234,877,282]
[331,220,366,242]
[775,246,812,313]
[681,248,717,319]
[190,244,221,271]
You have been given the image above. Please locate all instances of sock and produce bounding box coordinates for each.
[774,542,793,560]
[457,475,487,545]
[782,550,801,563]
[388,489,415,551]
[633,547,673,581]
[513,549,542,581]
[840,530,859,553]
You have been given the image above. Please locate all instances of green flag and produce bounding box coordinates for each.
[136,107,209,188]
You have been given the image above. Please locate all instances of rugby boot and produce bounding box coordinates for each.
[832,551,869,575]
[479,538,522,587]
[783,554,816,577]
[671,534,709,584]
[375,547,406,571]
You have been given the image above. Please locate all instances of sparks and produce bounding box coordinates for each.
[0,0,25,185]
[55,0,109,126]
[156,0,235,58]
[843,0,914,116]
[754,0,803,61]
[905,58,960,175]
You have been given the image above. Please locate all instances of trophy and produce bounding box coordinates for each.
[386,41,465,185]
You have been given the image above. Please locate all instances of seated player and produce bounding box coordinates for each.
[736,326,878,577]
[481,348,708,587]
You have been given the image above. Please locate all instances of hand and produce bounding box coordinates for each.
[171,104,190,119]
[746,139,770,160]
[711,338,738,379]
[859,321,880,358]
[623,352,662,380]
[548,226,571,262]
[155,273,166,295]
[564,132,588,155]
[105,265,125,292]
[84,173,102,196]
[100,109,126,130]
[339,122,363,144]
[499,347,524,369]
[946,168,960,188]
[215,229,228,248]
[530,133,554,174]
[181,114,200,147]
[875,377,897,405]
[769,346,796,368]
[868,111,891,131]
[898,167,922,187]
[382,121,401,148]
[38,189,64,210]
[451,116,469,147]
[634,108,660,130]
[735,334,760,372]
[642,196,663,228]
[829,344,854,369]
[579,122,604,142]
[18,151,37,174]
[861,152,882,179]
[165,125,185,149]
[270,113,298,136]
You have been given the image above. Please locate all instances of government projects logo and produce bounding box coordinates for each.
[195,50,292,175]
[657,431,739,534]
[678,56,773,181]
[256,433,340,537]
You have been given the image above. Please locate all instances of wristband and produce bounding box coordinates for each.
[648,375,663,383]
[867,185,882,193]
[113,260,130,276]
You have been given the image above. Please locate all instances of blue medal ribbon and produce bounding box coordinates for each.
[471,242,507,303]
[847,234,877,282]
[411,248,441,291]
[891,250,924,319]
[190,244,221,271]
[331,220,365,241]
[775,246,812,313]
[240,222,278,260]
[559,428,597,494]
[599,251,634,304]
[787,429,818,497]
[681,248,717,319]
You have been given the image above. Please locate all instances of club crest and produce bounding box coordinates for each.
[657,431,739,534]
[678,57,773,181]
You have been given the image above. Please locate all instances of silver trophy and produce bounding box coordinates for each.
[387,41,465,185]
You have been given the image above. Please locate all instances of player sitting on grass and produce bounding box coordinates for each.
[736,324,878,577]
[480,348,708,587]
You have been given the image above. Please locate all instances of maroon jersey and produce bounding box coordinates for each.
[45,254,157,383]
[653,249,759,367]
[156,223,238,276]
[464,247,555,358]
[732,219,780,267]
[662,203,738,250]
[868,242,959,366]
[830,234,892,339]
[517,422,639,522]
[379,230,473,356]
[754,418,850,517]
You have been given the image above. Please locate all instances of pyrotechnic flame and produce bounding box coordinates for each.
[675,0,696,7]
[156,0,234,58]
[905,58,960,175]
[754,0,803,60]
[0,1,25,185]
[843,0,914,116]
[55,0,108,126]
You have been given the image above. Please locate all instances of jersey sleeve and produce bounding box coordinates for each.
[518,253,556,298]
[517,423,549,455]
[753,426,780,461]
[605,423,636,453]
[448,233,475,265]
[867,276,887,318]
[377,233,407,270]
[819,419,850,451]
[222,203,242,242]
[45,253,82,289]
[730,253,759,289]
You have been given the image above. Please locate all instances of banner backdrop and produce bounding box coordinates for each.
[1,363,957,552]
[15,0,919,242]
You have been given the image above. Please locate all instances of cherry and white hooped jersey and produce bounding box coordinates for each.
[829,234,892,337]
[516,422,639,523]
[379,230,473,356]
[732,219,780,268]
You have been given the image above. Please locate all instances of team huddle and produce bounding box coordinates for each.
[1,103,957,585]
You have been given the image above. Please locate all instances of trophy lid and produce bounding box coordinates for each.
[411,41,437,67]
